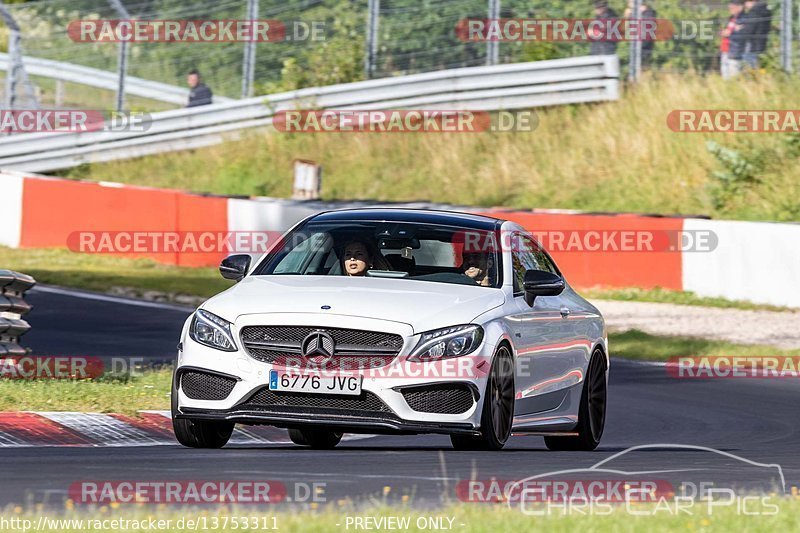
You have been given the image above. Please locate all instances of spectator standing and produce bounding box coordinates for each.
[743,0,772,69]
[624,1,657,68]
[186,69,213,107]
[726,0,748,78]
[589,1,620,57]
[719,10,738,79]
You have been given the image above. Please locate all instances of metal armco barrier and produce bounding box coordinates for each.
[0,270,35,356]
[0,53,237,107]
[0,55,620,173]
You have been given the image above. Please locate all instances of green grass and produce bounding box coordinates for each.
[609,330,800,362]
[0,368,172,415]
[61,73,800,222]
[584,287,796,313]
[0,246,230,301]
[6,499,800,532]
[1,331,794,413]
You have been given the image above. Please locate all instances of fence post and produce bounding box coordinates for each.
[107,0,130,111]
[365,0,380,79]
[781,0,794,73]
[4,28,19,109]
[486,0,500,66]
[0,2,38,110]
[628,0,642,82]
[0,270,35,356]
[242,0,259,98]
[117,41,129,111]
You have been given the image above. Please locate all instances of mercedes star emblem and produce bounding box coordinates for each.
[301,330,336,365]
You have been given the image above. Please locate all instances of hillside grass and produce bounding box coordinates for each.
[63,72,800,222]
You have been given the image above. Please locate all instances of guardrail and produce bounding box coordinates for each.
[0,270,35,356]
[0,55,619,173]
[0,53,235,106]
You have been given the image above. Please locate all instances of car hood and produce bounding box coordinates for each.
[203,275,505,333]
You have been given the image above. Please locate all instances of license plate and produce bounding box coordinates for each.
[269,370,362,396]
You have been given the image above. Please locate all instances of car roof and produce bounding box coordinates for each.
[309,208,504,231]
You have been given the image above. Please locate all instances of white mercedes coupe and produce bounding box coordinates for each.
[172,209,608,451]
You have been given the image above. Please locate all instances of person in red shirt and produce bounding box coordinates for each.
[720,2,742,79]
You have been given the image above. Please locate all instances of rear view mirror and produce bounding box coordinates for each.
[220,254,251,282]
[523,269,565,306]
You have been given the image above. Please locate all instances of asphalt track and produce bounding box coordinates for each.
[4,286,799,509]
[24,285,191,363]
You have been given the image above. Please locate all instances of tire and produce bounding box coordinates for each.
[451,345,514,451]
[171,370,234,449]
[288,428,343,449]
[544,349,607,451]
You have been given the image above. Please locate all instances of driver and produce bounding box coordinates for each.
[460,251,492,286]
[342,239,373,277]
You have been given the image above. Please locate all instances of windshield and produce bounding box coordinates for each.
[253,221,501,288]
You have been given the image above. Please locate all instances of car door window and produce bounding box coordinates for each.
[511,233,543,295]
[532,247,557,275]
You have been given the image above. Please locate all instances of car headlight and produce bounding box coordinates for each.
[189,309,237,352]
[408,325,484,362]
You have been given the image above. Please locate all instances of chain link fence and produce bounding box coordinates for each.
[0,0,796,110]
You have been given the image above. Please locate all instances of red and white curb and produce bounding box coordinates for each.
[0,411,373,448]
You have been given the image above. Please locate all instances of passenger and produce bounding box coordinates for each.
[460,252,492,287]
[342,239,373,277]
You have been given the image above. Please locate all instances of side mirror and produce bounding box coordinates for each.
[220,254,251,282]
[523,269,565,306]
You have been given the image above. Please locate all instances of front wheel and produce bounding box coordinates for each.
[288,428,343,449]
[451,345,515,451]
[544,348,607,451]
[171,372,234,449]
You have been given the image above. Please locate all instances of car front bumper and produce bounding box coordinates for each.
[175,313,497,435]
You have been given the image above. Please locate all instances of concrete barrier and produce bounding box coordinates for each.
[682,219,800,308]
[2,171,799,308]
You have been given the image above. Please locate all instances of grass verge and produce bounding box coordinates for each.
[0,369,172,415]
[584,287,797,313]
[6,499,800,532]
[0,246,229,301]
[609,330,800,362]
[2,331,795,412]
